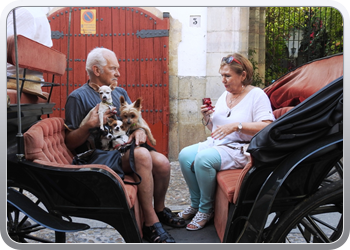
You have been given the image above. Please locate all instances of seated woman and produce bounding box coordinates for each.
[178,53,275,230]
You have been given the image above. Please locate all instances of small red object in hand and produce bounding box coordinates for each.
[203,98,213,110]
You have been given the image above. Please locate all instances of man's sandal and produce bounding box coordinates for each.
[178,206,199,220]
[142,222,175,243]
[186,211,213,231]
[156,207,186,228]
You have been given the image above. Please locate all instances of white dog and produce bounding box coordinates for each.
[80,83,117,130]
[108,119,129,150]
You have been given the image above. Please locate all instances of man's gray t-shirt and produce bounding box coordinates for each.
[65,82,132,153]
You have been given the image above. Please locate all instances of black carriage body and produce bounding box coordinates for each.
[7,153,141,243]
[224,55,343,243]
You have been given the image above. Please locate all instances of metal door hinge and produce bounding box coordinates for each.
[136,29,169,38]
[51,31,64,39]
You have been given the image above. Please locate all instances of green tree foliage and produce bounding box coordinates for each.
[248,49,264,87]
[265,7,343,86]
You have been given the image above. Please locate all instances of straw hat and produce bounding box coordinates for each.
[7,74,47,100]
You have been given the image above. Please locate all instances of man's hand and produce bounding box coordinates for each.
[85,104,117,128]
[127,128,147,146]
[85,104,100,129]
[103,106,118,123]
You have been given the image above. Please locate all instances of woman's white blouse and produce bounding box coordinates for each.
[198,87,275,170]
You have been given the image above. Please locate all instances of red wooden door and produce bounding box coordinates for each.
[45,7,170,156]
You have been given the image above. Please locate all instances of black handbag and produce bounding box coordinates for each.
[72,140,141,185]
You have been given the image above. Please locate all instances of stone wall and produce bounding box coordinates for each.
[167,7,251,161]
[249,7,266,87]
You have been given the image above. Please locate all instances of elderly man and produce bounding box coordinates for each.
[64,47,185,243]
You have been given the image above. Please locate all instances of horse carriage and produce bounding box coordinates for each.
[6,29,343,243]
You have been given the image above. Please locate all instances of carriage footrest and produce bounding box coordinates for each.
[7,187,90,233]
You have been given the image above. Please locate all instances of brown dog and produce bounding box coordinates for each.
[119,96,156,146]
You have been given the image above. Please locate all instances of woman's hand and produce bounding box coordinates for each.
[201,104,215,122]
[201,104,215,130]
[211,124,235,140]
[211,120,273,140]
[200,104,215,117]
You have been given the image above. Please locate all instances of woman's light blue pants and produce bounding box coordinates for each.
[178,143,221,213]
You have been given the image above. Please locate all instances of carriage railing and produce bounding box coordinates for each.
[7,9,66,158]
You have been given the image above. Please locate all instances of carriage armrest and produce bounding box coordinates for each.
[8,187,90,233]
[273,106,294,119]
[7,35,66,75]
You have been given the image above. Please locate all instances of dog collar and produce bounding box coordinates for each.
[102,101,113,106]
[126,124,137,136]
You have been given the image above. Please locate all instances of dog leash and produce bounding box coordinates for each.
[114,142,132,154]
[124,140,142,185]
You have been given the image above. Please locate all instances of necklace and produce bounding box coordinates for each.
[226,86,246,117]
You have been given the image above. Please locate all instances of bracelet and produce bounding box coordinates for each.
[202,117,210,126]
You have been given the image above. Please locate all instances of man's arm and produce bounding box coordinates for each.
[65,104,118,151]
[65,105,100,151]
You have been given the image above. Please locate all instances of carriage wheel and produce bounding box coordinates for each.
[265,179,343,243]
[7,188,65,243]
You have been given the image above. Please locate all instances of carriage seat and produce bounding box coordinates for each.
[23,117,143,235]
[213,107,293,242]
[7,35,65,104]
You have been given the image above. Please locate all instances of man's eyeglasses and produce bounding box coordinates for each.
[222,56,242,65]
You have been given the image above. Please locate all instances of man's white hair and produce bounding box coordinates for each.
[85,47,116,78]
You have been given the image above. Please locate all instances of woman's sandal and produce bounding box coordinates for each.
[156,207,186,228]
[142,222,175,243]
[186,211,214,231]
[178,206,199,220]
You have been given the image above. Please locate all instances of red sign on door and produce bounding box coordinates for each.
[81,9,96,34]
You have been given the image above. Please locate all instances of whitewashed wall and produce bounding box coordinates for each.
[157,7,208,77]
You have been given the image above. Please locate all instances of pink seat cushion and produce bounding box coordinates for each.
[216,169,242,203]
[215,162,254,242]
[264,54,343,110]
[23,117,139,208]
[273,106,294,119]
[24,117,74,164]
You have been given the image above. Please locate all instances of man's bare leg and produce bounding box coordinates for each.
[150,151,171,212]
[122,147,159,227]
